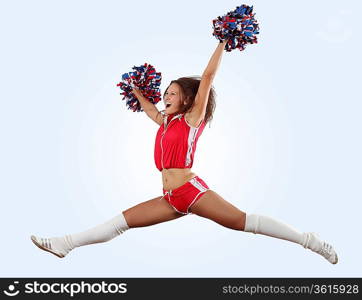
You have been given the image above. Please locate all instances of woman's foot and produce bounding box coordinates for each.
[30,235,72,258]
[303,232,338,264]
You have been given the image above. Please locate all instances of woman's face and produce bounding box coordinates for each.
[164,83,184,115]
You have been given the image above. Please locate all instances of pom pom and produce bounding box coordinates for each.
[212,4,260,52]
[116,63,162,112]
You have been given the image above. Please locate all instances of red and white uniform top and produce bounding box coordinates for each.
[154,112,206,171]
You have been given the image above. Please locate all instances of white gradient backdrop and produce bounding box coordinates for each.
[1,0,361,277]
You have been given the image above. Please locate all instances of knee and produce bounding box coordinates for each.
[225,213,246,231]
[121,210,133,228]
[233,218,246,231]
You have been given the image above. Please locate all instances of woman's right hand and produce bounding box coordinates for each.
[132,86,155,112]
[132,86,142,99]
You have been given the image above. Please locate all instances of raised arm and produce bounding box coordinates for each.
[132,87,163,126]
[187,40,227,127]
[202,40,227,78]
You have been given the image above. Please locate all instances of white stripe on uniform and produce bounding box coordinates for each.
[185,127,199,166]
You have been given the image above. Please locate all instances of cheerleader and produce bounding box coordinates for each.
[31,5,338,264]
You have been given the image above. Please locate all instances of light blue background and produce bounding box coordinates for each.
[1,0,361,277]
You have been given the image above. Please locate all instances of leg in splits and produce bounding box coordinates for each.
[123,195,183,228]
[31,195,184,258]
[189,190,338,264]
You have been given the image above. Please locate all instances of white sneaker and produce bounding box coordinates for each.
[30,235,68,258]
[304,232,338,264]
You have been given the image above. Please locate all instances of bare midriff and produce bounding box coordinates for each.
[161,168,197,191]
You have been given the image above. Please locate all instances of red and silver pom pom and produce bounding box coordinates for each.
[212,4,260,52]
[116,63,162,112]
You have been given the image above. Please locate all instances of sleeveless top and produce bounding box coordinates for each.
[154,112,206,171]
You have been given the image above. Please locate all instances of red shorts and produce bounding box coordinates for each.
[162,176,210,215]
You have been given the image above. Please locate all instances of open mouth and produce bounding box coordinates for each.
[166,103,171,108]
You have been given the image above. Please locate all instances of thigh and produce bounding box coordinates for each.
[123,195,184,228]
[189,190,246,231]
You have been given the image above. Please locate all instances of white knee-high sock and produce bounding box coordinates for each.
[49,212,129,256]
[244,214,321,251]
